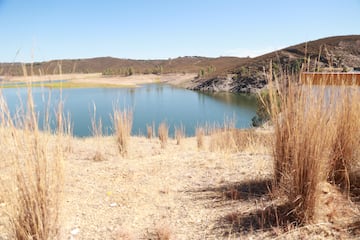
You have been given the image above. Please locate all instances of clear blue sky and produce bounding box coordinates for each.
[1,0,359,62]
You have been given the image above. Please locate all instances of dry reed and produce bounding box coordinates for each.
[208,118,238,153]
[0,89,65,239]
[146,123,155,139]
[195,126,205,150]
[113,108,133,156]
[268,71,360,224]
[174,123,185,145]
[91,103,106,161]
[328,86,360,196]
[158,122,169,148]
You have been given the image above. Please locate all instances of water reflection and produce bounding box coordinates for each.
[198,91,258,110]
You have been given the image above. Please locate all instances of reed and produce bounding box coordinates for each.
[91,103,106,161]
[269,71,360,223]
[0,89,65,239]
[113,108,133,156]
[158,121,169,148]
[195,126,205,150]
[174,123,185,145]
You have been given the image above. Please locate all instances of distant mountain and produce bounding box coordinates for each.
[189,35,360,93]
[1,35,359,93]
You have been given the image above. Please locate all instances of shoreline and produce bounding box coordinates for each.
[0,73,197,88]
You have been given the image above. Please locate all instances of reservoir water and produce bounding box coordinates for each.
[0,83,258,137]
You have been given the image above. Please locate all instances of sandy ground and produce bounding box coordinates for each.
[0,130,275,240]
[1,73,197,87]
[59,135,273,239]
[1,129,359,239]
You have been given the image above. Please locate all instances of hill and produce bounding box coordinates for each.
[189,35,360,93]
[0,56,247,78]
[1,35,360,93]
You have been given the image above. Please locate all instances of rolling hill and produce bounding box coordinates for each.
[1,35,359,93]
[189,35,360,93]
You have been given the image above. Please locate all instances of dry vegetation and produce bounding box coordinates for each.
[195,126,205,150]
[174,123,185,145]
[0,89,66,239]
[0,72,360,239]
[267,73,360,232]
[146,123,155,139]
[158,121,169,149]
[113,108,133,156]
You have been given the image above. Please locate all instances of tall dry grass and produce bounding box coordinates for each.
[208,118,237,153]
[146,123,155,139]
[158,121,169,148]
[268,72,360,224]
[113,108,133,156]
[195,126,205,150]
[174,123,185,145]
[91,103,105,161]
[0,88,65,239]
[328,86,360,196]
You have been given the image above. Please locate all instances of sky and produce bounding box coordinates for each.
[1,0,359,62]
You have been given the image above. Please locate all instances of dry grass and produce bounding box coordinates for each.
[195,126,205,150]
[174,123,185,145]
[158,121,169,148]
[91,103,106,161]
[232,129,272,154]
[113,108,133,156]
[0,89,65,239]
[209,127,272,154]
[328,87,360,196]
[268,70,360,225]
[269,78,334,223]
[146,123,155,139]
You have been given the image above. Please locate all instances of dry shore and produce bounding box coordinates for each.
[1,73,197,88]
[1,128,355,239]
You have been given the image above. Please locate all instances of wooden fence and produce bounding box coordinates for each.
[300,72,360,85]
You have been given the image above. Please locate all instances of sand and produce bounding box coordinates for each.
[59,134,273,239]
[1,73,197,88]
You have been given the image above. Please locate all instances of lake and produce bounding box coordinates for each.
[0,83,258,137]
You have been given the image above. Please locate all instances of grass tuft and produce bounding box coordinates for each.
[113,108,133,156]
[0,89,64,239]
[174,123,185,145]
[195,126,205,150]
[91,103,106,161]
[328,86,360,196]
[269,72,360,224]
[146,123,155,139]
[158,121,169,148]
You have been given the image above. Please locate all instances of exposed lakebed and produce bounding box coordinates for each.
[0,83,258,137]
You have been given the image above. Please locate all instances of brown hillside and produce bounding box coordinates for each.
[237,35,360,74]
[0,56,247,77]
[189,35,360,93]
